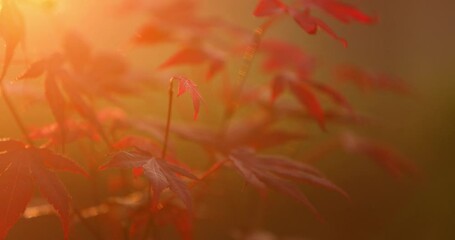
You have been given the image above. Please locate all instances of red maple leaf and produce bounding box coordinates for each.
[290,9,348,47]
[229,148,348,221]
[259,40,316,75]
[0,139,88,240]
[253,0,376,46]
[253,0,288,17]
[269,72,326,130]
[310,81,354,114]
[132,23,174,45]
[160,47,226,81]
[173,76,204,119]
[298,0,377,24]
[100,151,198,210]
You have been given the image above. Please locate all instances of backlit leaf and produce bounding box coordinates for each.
[0,139,87,239]
[174,76,203,119]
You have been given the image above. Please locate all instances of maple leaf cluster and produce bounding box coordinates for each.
[0,0,416,239]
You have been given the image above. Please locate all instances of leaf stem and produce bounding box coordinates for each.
[161,77,175,160]
[190,159,228,187]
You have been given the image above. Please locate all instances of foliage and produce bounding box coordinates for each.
[0,0,416,239]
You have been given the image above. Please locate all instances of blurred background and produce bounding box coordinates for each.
[1,0,455,239]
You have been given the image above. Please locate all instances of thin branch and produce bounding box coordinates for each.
[161,77,175,160]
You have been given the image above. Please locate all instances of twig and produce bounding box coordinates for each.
[161,77,175,160]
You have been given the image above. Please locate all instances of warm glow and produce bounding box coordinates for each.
[21,0,59,10]
[0,0,452,239]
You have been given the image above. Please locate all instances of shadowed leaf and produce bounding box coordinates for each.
[229,148,348,221]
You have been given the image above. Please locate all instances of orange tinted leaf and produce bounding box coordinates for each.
[290,9,317,33]
[291,9,347,47]
[206,59,224,81]
[159,48,207,69]
[17,59,47,80]
[132,23,173,45]
[174,76,203,119]
[260,40,316,75]
[150,0,199,25]
[302,0,377,24]
[311,82,353,113]
[253,0,287,17]
[289,81,325,130]
[160,47,225,81]
[17,54,64,83]
[253,0,374,46]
